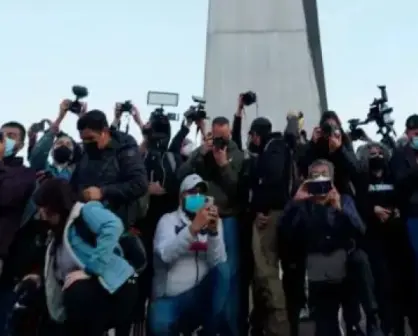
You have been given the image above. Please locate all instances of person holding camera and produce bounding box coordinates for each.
[299,111,359,196]
[177,116,243,335]
[278,159,382,336]
[148,174,228,335]
[29,99,84,180]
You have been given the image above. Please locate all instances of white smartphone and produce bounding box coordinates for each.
[205,196,214,206]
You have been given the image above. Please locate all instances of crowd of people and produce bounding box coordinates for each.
[1,94,418,336]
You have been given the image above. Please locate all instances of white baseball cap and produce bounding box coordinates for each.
[179,174,208,194]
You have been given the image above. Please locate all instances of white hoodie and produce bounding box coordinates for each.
[152,209,227,298]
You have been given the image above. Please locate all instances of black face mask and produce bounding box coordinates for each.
[53,146,72,164]
[247,142,259,154]
[83,142,101,158]
[369,156,385,170]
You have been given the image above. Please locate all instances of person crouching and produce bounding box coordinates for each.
[27,178,138,336]
[148,174,229,335]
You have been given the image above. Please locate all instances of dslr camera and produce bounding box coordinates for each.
[320,122,340,138]
[119,100,133,114]
[184,96,207,122]
[213,137,229,149]
[240,91,257,106]
[69,85,88,114]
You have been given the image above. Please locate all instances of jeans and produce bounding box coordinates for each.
[148,262,230,335]
[0,286,17,336]
[221,216,240,336]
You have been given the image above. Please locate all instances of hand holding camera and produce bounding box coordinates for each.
[327,187,341,210]
[190,205,218,236]
[206,205,219,234]
[68,85,88,115]
[293,181,313,201]
[213,145,228,167]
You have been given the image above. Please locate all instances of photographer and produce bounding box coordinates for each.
[299,111,359,195]
[29,99,84,179]
[278,159,382,336]
[177,116,243,335]
[148,174,228,335]
[167,118,201,161]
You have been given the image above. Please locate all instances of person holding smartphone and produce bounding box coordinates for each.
[279,159,383,336]
[149,174,229,335]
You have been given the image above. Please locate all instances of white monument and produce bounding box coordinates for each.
[203,0,327,136]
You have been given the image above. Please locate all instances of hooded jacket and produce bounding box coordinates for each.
[152,208,226,298]
[45,201,134,322]
[0,160,36,258]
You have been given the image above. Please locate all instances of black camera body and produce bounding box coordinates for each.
[213,137,228,149]
[320,122,340,138]
[120,100,133,113]
[241,91,257,106]
[368,85,393,125]
[184,95,207,121]
[69,85,88,114]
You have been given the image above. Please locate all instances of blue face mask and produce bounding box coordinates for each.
[183,194,206,213]
[411,136,418,150]
[4,137,16,157]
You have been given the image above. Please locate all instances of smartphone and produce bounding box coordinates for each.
[205,196,214,206]
[306,178,332,196]
[0,132,3,142]
[31,121,48,133]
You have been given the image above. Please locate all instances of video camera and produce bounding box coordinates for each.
[69,85,88,114]
[184,96,207,122]
[346,85,396,149]
[147,91,179,122]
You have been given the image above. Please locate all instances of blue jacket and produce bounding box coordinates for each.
[44,201,134,321]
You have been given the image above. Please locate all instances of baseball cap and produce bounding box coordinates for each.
[406,114,418,130]
[179,174,208,194]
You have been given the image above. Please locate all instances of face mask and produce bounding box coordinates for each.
[369,156,385,170]
[183,194,206,214]
[411,136,418,150]
[83,142,100,157]
[4,137,16,157]
[53,146,72,164]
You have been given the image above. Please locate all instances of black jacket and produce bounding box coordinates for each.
[144,150,182,221]
[299,140,359,195]
[249,133,295,213]
[71,130,148,226]
[390,145,418,217]
[278,196,365,264]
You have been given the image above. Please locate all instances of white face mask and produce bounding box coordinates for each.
[181,141,195,157]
